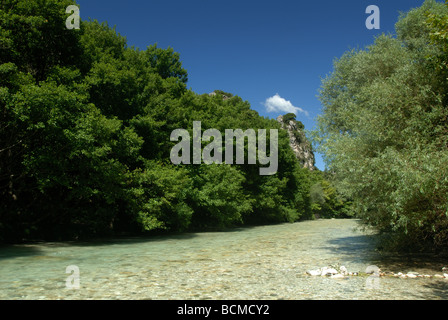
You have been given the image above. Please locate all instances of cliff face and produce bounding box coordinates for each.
[277,115,315,170]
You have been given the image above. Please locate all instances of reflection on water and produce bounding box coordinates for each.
[0,219,447,300]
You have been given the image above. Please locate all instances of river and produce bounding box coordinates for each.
[0,219,447,300]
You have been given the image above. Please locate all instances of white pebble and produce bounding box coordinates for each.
[321,267,338,276]
[306,269,321,276]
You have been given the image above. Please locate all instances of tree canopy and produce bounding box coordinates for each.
[0,0,349,243]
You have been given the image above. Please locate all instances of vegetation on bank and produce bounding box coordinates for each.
[7,0,447,251]
[0,0,349,243]
[314,0,448,251]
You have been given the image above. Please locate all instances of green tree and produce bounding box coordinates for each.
[187,164,252,229]
[282,113,296,123]
[129,161,193,232]
[0,0,323,243]
[315,0,448,250]
[0,0,83,81]
[426,0,448,99]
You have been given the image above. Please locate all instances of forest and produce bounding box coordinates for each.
[0,0,348,243]
[2,0,447,252]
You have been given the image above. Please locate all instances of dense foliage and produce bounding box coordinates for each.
[0,0,348,243]
[315,0,448,251]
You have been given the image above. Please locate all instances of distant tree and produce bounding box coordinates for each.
[282,113,296,123]
[212,90,233,98]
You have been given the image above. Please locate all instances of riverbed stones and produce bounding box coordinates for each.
[306,266,448,280]
[3,220,448,300]
[339,266,348,275]
[321,267,338,276]
[306,269,321,276]
[330,273,347,279]
[306,266,347,278]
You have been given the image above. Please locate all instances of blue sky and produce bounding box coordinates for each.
[76,0,430,170]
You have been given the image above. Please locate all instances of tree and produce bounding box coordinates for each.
[282,113,296,123]
[426,0,448,99]
[315,0,448,250]
[0,0,330,243]
[145,44,188,83]
[0,0,83,82]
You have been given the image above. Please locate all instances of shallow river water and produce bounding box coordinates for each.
[1,219,447,300]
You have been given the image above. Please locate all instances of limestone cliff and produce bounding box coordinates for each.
[277,115,315,170]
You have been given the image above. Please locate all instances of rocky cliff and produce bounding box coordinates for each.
[277,114,315,170]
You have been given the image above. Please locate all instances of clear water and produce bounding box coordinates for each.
[1,219,447,300]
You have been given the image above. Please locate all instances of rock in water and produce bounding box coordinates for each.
[306,269,321,276]
[339,266,348,275]
[321,267,338,276]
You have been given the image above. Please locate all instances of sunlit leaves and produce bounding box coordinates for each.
[315,0,448,249]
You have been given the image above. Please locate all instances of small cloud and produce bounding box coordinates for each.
[264,94,308,116]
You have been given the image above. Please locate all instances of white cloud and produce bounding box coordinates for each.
[264,94,308,117]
